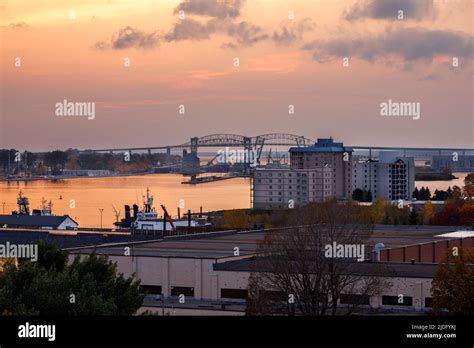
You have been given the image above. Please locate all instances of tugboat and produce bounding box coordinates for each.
[116,188,211,232]
[32,198,54,216]
[131,188,171,231]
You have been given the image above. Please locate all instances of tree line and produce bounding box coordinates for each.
[0,149,180,176]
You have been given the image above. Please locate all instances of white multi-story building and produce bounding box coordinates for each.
[352,152,415,201]
[251,167,333,209]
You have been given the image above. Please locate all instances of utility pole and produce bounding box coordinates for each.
[161,293,165,316]
[99,208,104,228]
[7,151,10,176]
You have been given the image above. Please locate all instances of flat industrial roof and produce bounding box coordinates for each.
[66,225,466,259]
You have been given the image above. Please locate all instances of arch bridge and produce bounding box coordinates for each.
[84,133,314,154]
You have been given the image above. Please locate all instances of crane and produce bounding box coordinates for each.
[160,204,176,232]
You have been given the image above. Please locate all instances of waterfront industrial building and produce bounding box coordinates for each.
[0,214,78,230]
[64,225,473,315]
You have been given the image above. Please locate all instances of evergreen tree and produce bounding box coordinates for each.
[412,187,419,200]
[425,187,432,200]
[419,187,426,200]
[447,186,453,198]
[0,243,145,315]
[366,190,373,202]
[409,208,418,225]
[352,189,364,201]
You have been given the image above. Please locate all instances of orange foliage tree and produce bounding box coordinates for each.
[431,248,474,315]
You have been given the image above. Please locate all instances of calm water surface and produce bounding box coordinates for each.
[0,174,251,227]
[0,173,467,228]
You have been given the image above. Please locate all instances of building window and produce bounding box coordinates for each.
[171,286,195,297]
[221,288,248,300]
[425,297,433,308]
[140,285,162,295]
[382,295,413,306]
[340,294,370,305]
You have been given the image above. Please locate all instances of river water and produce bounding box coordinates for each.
[0,174,251,228]
[0,173,467,228]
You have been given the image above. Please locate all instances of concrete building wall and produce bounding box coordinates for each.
[83,253,441,312]
[352,156,415,201]
[104,255,218,299]
[352,161,377,197]
[252,167,333,209]
[290,152,352,199]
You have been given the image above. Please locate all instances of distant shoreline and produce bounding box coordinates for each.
[1,171,157,182]
[415,173,458,181]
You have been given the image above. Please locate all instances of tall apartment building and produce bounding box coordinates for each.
[352,152,415,201]
[289,138,353,199]
[251,167,333,209]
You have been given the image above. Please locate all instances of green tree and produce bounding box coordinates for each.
[409,208,418,225]
[0,243,144,315]
[44,151,68,169]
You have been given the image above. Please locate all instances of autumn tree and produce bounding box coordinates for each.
[431,247,474,315]
[459,204,474,226]
[223,209,249,229]
[369,198,385,224]
[463,173,474,199]
[423,201,434,225]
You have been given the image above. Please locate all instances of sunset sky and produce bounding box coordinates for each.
[1,0,473,151]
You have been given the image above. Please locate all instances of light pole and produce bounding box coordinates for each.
[161,293,165,316]
[155,293,165,316]
[99,208,104,228]
[2,202,5,214]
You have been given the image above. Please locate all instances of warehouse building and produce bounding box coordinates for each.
[66,226,471,315]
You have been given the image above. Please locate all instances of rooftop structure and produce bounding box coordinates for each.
[0,214,78,230]
[64,225,470,314]
[289,138,353,154]
[288,138,353,199]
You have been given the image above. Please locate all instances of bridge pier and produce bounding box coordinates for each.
[166,147,171,164]
[190,137,198,154]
